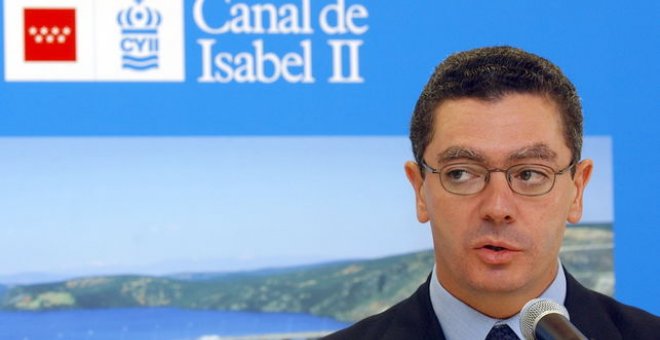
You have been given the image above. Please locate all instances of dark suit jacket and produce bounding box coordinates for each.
[324,270,660,339]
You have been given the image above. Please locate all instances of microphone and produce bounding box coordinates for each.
[519,298,588,340]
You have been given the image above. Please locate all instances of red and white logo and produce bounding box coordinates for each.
[5,0,183,81]
[24,8,77,62]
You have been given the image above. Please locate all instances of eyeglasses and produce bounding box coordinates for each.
[420,160,577,196]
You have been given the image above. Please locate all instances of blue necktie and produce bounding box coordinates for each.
[485,324,520,340]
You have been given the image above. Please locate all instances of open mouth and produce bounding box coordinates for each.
[476,243,519,264]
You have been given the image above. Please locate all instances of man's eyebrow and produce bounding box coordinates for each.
[435,146,486,163]
[434,144,557,164]
[507,143,558,162]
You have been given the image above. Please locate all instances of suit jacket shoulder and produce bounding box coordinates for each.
[324,270,659,340]
[323,275,445,340]
[564,271,660,340]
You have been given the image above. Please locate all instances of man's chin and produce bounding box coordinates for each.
[465,270,529,294]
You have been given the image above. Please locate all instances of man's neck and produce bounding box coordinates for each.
[429,261,567,340]
[435,263,559,318]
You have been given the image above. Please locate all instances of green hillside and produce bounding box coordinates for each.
[0,224,612,322]
[0,250,434,322]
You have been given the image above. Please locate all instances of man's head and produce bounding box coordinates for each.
[404,46,593,318]
[410,46,583,171]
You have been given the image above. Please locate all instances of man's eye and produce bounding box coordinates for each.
[447,169,467,180]
[519,170,534,181]
[444,168,478,182]
[516,169,549,183]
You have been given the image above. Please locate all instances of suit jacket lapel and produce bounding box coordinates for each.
[564,269,622,340]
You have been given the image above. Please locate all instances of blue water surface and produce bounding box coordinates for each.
[0,308,349,340]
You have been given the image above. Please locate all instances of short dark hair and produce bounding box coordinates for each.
[410,46,582,173]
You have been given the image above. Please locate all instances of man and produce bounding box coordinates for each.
[325,46,659,339]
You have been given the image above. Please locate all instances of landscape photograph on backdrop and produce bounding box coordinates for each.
[0,136,613,339]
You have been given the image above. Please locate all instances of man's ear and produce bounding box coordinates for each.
[405,161,430,223]
[567,159,594,224]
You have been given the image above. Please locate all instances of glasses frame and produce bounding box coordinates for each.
[420,160,578,196]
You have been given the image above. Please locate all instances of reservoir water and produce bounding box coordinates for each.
[0,308,349,339]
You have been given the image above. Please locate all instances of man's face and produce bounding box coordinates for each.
[405,93,592,313]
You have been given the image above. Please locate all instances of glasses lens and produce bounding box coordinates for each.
[440,164,487,195]
[508,164,555,195]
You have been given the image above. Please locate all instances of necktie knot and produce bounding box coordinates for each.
[485,324,520,340]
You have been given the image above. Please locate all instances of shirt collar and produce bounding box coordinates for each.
[429,260,566,340]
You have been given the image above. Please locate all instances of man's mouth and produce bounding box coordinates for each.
[475,242,521,265]
[484,245,507,252]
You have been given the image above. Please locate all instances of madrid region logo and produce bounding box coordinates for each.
[24,9,76,61]
[117,0,161,71]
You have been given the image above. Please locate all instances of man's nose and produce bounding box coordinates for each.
[478,171,516,225]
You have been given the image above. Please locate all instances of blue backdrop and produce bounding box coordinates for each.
[1,0,658,314]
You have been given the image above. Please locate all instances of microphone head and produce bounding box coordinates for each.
[519,298,570,340]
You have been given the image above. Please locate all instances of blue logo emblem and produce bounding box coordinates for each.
[117,0,161,71]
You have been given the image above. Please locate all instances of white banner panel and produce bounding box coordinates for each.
[4,0,184,81]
